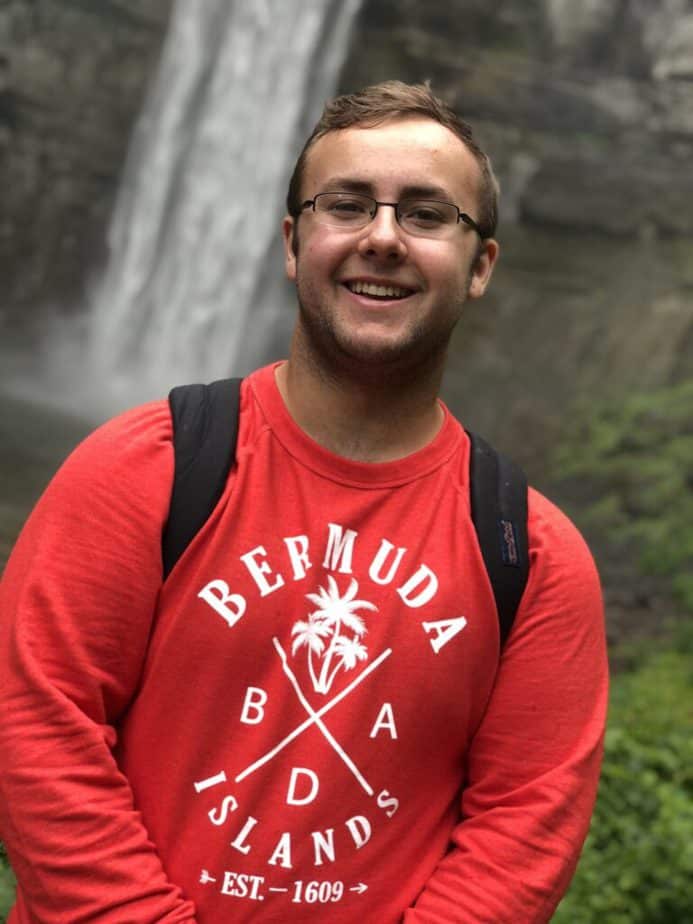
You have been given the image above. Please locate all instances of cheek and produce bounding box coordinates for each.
[413,239,463,278]
[298,236,352,283]
[444,248,477,290]
[424,254,466,292]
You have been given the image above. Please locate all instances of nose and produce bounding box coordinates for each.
[356,203,408,262]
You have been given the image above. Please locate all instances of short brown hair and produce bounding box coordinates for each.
[286,80,499,239]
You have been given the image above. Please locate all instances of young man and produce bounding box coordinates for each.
[0,82,607,923]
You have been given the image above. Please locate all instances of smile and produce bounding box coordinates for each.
[345,281,414,300]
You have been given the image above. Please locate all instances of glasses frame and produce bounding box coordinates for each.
[299,192,486,239]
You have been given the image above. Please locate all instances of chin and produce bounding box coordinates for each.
[332,326,450,377]
[297,298,454,374]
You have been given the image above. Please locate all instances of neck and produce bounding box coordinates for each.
[276,336,446,463]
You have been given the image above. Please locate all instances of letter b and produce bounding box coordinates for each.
[241,687,268,725]
[198,579,246,627]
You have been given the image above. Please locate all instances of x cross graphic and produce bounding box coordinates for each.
[235,638,392,796]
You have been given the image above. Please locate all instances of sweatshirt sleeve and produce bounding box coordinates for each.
[404,489,608,924]
[0,403,198,923]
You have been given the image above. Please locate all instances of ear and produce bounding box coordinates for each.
[282,215,297,281]
[468,237,499,299]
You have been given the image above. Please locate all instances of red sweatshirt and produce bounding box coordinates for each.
[0,363,607,923]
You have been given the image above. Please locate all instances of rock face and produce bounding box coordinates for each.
[2,0,692,479]
[0,0,172,329]
[340,0,693,479]
[343,0,693,236]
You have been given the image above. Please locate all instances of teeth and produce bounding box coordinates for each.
[348,281,410,298]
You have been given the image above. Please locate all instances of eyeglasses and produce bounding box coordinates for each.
[298,192,485,239]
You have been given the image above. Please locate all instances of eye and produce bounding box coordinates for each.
[401,203,448,227]
[325,196,371,219]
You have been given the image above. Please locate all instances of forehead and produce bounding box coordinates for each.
[302,116,482,205]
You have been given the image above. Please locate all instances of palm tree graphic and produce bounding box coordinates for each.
[291,576,377,694]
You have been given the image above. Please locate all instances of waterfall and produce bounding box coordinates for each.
[87,0,361,408]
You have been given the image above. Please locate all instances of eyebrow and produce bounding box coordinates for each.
[319,176,455,201]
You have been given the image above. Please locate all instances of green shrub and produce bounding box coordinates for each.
[0,848,14,924]
[554,648,693,923]
[553,380,693,611]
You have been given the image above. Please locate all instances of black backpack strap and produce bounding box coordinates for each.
[468,431,529,649]
[162,377,242,579]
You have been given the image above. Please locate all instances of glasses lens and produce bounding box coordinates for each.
[398,200,458,237]
[314,193,373,228]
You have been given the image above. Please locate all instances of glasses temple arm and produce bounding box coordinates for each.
[459,212,485,238]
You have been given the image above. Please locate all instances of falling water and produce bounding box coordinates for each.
[87,0,361,407]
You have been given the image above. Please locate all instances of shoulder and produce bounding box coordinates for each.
[526,487,599,581]
[49,399,173,493]
[515,487,604,644]
[1,400,176,611]
[13,400,174,560]
[69,398,172,461]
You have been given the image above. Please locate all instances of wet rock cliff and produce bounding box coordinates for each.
[341,0,693,474]
[0,0,172,325]
[3,0,691,472]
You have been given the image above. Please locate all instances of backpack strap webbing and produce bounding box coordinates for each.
[467,431,529,648]
[162,377,243,578]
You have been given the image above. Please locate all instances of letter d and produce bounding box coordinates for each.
[345,815,372,849]
[287,767,319,806]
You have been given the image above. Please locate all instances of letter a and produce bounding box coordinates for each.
[198,580,246,628]
[369,703,398,739]
[268,832,293,869]
[422,616,468,654]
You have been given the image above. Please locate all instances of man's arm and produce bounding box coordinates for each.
[405,490,608,924]
[0,403,197,923]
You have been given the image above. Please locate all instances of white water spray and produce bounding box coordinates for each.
[87,0,361,408]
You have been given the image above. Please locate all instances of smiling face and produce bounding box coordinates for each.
[282,116,499,379]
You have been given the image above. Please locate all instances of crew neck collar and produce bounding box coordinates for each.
[248,363,462,489]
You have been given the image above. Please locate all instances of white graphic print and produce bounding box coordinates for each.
[191,526,468,908]
[291,576,377,694]
[235,640,392,794]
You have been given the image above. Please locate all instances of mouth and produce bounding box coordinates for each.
[344,280,415,301]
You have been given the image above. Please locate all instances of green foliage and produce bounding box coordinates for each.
[0,851,14,924]
[553,380,693,611]
[554,647,693,923]
[553,376,693,920]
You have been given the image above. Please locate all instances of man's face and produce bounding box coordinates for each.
[282,116,498,375]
